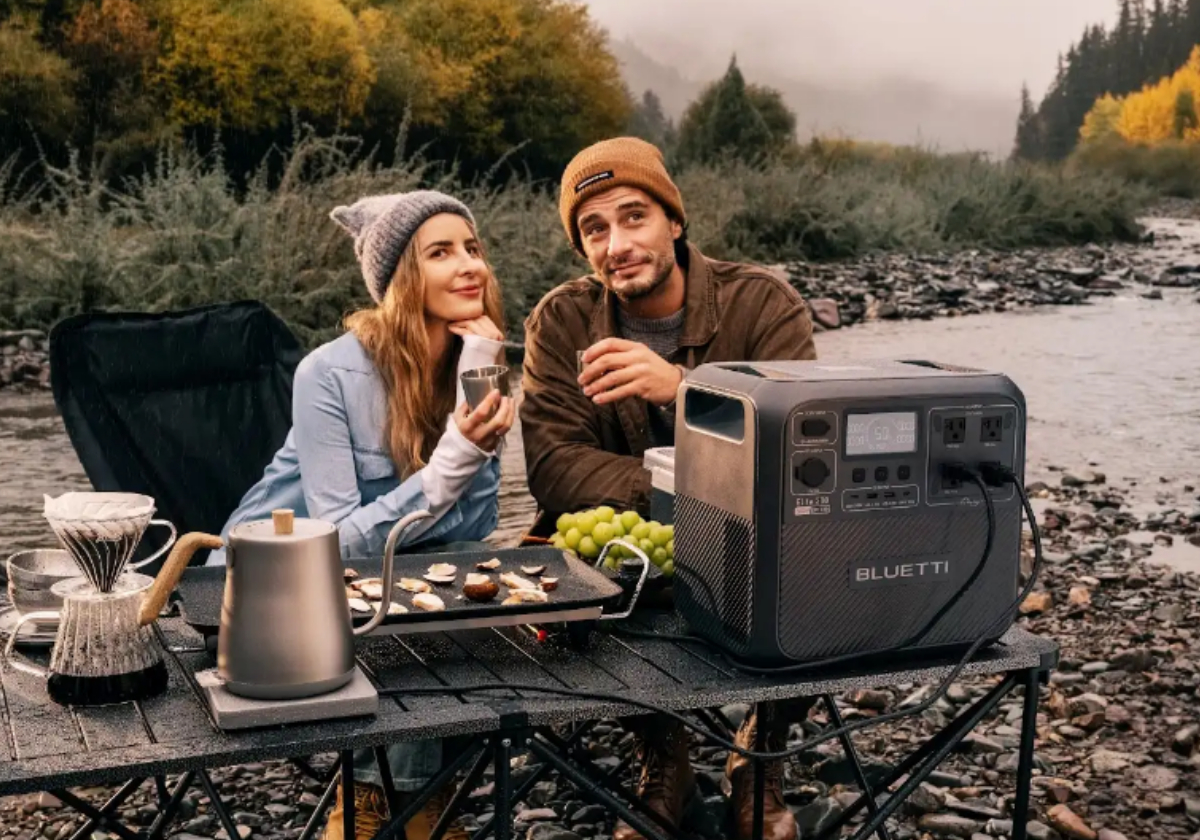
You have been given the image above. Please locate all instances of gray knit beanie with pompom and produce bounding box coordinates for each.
[329,190,476,303]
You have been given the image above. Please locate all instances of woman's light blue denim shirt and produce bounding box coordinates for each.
[208,332,501,564]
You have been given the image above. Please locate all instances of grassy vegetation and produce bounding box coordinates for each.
[1071,138,1200,199]
[0,131,1153,346]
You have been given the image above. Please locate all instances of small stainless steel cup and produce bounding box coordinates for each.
[461,365,510,411]
[7,549,77,614]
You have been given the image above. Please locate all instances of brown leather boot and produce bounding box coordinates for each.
[725,704,798,840]
[613,717,699,840]
[321,779,468,840]
[321,782,389,840]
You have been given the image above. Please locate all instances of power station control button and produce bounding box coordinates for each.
[798,458,831,488]
[800,418,831,437]
[852,468,866,483]
[897,465,911,480]
[875,466,889,482]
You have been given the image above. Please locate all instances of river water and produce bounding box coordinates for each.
[3,219,1199,566]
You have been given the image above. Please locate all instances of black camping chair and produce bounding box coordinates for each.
[49,300,306,563]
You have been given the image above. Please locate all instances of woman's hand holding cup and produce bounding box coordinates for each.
[455,390,514,453]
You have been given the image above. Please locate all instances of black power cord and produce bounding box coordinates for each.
[380,464,1045,762]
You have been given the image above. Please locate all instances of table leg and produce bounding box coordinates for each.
[197,770,241,840]
[824,695,892,840]
[1011,669,1041,840]
[494,736,512,840]
[147,772,197,840]
[753,711,765,840]
[341,751,356,840]
[428,744,491,840]
[848,674,1018,840]
[298,771,342,840]
[525,737,677,840]
[58,779,145,840]
[373,745,400,814]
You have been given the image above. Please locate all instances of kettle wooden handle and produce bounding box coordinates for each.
[139,533,224,627]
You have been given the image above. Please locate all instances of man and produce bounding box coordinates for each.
[520,136,817,840]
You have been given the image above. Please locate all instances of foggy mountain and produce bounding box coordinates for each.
[611,38,1022,158]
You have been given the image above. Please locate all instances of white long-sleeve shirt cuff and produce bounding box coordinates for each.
[455,333,505,406]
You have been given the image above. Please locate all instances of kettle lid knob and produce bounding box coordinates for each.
[272,509,295,536]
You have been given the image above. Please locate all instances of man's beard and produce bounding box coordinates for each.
[602,249,676,301]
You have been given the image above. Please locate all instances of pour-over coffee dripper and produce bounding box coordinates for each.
[42,492,177,593]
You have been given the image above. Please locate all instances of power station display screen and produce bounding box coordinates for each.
[845,412,918,456]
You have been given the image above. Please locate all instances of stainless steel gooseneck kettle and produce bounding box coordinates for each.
[170,508,432,700]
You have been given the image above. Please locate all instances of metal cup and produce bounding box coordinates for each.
[461,365,510,411]
[6,549,77,614]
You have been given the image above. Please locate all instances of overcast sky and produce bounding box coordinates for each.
[587,0,1118,99]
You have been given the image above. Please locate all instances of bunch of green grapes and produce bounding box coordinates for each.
[550,506,675,577]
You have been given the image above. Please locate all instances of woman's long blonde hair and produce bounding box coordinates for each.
[345,224,504,476]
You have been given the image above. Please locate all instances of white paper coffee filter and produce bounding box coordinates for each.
[43,492,155,522]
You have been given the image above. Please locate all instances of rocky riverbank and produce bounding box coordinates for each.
[6,224,1200,392]
[0,331,50,391]
[2,466,1197,840]
[784,232,1199,332]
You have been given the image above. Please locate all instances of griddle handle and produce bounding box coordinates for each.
[594,539,651,621]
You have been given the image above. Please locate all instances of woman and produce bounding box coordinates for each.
[212,190,515,840]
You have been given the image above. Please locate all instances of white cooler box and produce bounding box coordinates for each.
[644,447,675,525]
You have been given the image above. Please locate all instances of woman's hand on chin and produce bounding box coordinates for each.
[455,390,515,453]
[448,315,504,343]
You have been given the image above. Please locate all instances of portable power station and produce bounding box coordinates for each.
[672,359,1026,666]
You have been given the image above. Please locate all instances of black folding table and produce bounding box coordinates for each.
[0,605,1057,840]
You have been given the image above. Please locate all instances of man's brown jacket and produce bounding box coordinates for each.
[519,243,817,520]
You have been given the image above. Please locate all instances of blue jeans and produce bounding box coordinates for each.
[354,540,491,791]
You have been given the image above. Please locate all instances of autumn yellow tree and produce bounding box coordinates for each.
[0,22,78,148]
[154,0,375,131]
[1079,94,1124,143]
[1080,45,1200,145]
[356,0,631,178]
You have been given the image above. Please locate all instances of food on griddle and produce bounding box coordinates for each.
[520,565,546,576]
[387,602,408,615]
[398,578,432,594]
[412,593,446,612]
[346,586,360,599]
[357,581,385,600]
[499,572,537,591]
[462,573,500,603]
[423,563,458,584]
[553,508,675,578]
[348,597,372,613]
[343,568,360,582]
[539,577,559,592]
[502,589,550,605]
[476,558,502,570]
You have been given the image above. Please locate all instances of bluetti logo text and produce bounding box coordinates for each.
[851,560,950,588]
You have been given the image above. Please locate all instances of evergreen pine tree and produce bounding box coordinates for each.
[676,55,793,165]
[1013,83,1043,159]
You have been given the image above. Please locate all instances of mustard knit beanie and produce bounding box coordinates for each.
[558,137,686,253]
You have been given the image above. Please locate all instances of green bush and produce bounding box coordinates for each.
[0,130,1152,341]
[1071,138,1200,198]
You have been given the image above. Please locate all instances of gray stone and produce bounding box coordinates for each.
[1026,821,1062,840]
[917,813,982,837]
[525,827,583,840]
[793,797,844,837]
[1135,764,1180,791]
[568,805,606,825]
